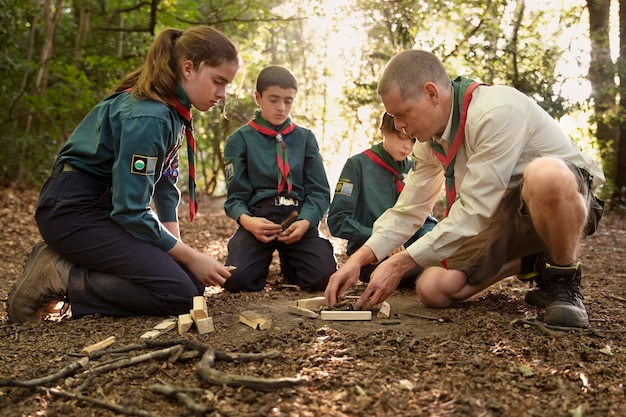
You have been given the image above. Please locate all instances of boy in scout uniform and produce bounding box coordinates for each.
[328,112,437,285]
[222,65,336,292]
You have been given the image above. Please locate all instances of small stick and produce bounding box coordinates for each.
[38,387,162,417]
[405,312,453,322]
[0,357,89,387]
[280,211,299,230]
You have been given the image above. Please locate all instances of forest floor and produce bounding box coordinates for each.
[0,185,625,417]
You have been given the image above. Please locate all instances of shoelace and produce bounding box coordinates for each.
[546,278,584,302]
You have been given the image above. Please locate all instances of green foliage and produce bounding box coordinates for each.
[0,0,614,196]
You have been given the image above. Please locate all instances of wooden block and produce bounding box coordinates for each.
[376,301,391,319]
[239,310,272,330]
[287,304,320,319]
[140,329,163,339]
[295,296,326,309]
[80,336,116,356]
[320,310,372,321]
[192,296,208,319]
[153,318,177,331]
[178,313,193,335]
[195,317,215,334]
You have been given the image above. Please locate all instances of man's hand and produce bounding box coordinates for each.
[354,251,419,310]
[324,261,361,306]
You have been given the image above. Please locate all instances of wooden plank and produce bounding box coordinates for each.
[153,318,177,331]
[178,313,194,335]
[320,310,372,321]
[287,304,320,319]
[80,336,116,356]
[140,329,162,339]
[239,310,272,330]
[295,296,326,309]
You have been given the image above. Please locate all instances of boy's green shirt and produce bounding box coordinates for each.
[223,112,331,226]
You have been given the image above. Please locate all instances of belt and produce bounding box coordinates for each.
[62,163,77,172]
[273,196,299,206]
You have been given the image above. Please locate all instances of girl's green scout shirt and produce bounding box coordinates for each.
[327,143,410,256]
[53,91,186,252]
[223,121,330,227]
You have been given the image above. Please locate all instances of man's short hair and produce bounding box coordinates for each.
[377,50,451,100]
[255,65,298,95]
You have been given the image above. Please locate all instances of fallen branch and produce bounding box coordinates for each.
[603,293,626,303]
[196,350,308,392]
[513,318,560,337]
[512,318,605,337]
[38,386,163,417]
[0,357,89,387]
[149,383,213,415]
[80,345,183,378]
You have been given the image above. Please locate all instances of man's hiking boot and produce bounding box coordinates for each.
[517,253,549,308]
[7,242,71,324]
[543,262,588,328]
[524,282,549,308]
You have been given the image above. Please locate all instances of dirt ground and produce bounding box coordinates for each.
[0,185,625,417]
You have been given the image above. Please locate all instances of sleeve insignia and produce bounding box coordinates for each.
[335,181,353,197]
[131,155,158,175]
[225,162,234,180]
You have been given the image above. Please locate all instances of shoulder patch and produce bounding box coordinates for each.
[131,155,158,176]
[335,181,354,197]
[225,162,234,180]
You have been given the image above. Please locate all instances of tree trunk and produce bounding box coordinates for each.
[587,0,618,193]
[73,1,91,64]
[614,0,626,209]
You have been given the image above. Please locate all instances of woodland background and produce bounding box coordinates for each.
[0,0,625,210]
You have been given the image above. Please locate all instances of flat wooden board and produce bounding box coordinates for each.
[239,310,272,330]
[287,304,320,319]
[320,310,372,321]
[295,296,326,309]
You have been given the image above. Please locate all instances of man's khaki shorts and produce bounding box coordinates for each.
[445,162,604,285]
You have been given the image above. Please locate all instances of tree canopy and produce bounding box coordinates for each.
[0,0,622,207]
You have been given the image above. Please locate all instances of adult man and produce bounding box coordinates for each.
[325,50,604,328]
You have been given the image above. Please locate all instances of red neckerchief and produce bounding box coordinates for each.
[363,149,404,193]
[171,98,198,221]
[248,120,297,194]
[430,80,482,216]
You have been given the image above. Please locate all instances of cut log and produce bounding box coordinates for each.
[178,313,194,335]
[192,296,208,319]
[80,336,116,356]
[320,310,372,321]
[376,301,391,319]
[194,317,215,335]
[239,310,272,330]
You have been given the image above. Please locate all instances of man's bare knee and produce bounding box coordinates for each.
[416,267,465,308]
